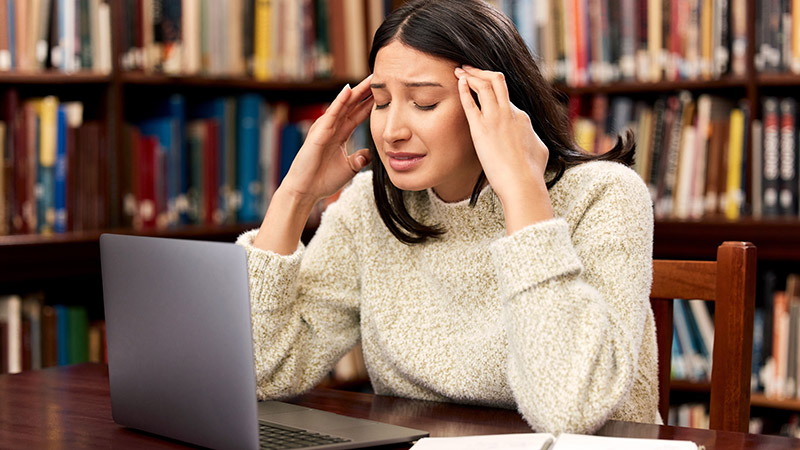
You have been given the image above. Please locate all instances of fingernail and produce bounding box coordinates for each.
[454,67,465,75]
[463,64,475,70]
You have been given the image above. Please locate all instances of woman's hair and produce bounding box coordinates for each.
[368,0,635,244]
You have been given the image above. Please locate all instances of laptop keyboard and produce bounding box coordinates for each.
[259,422,351,449]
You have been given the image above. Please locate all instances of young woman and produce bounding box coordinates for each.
[236,0,657,434]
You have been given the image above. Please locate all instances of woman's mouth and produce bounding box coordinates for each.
[387,153,425,171]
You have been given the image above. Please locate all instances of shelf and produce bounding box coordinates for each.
[556,76,749,96]
[672,381,800,412]
[653,218,800,261]
[750,394,800,412]
[119,72,359,91]
[670,379,711,392]
[0,223,259,285]
[0,71,112,84]
[756,73,800,87]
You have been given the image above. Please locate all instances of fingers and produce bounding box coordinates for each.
[345,148,373,173]
[324,74,373,124]
[457,75,482,126]
[454,66,513,118]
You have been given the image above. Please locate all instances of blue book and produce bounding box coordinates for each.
[236,94,262,222]
[55,305,70,366]
[671,326,684,380]
[54,107,68,233]
[7,0,14,70]
[752,308,765,391]
[165,95,187,224]
[279,123,302,184]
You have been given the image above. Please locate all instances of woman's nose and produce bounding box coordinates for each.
[382,108,412,143]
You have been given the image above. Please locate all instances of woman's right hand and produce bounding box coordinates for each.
[252,75,374,254]
[279,74,375,204]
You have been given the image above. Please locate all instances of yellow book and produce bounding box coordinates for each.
[253,0,272,80]
[794,0,800,73]
[700,0,713,79]
[725,107,744,220]
[573,118,596,154]
[647,0,662,82]
[38,96,58,234]
[38,96,58,168]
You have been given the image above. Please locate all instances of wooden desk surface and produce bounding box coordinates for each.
[2,363,800,449]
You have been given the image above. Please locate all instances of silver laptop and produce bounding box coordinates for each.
[99,233,428,450]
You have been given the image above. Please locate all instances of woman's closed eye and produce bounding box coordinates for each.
[415,102,438,111]
[374,101,438,111]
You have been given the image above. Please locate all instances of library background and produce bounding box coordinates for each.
[1,0,799,438]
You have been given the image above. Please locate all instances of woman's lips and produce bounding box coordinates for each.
[386,152,424,171]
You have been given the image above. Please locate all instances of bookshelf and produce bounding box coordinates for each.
[0,0,799,434]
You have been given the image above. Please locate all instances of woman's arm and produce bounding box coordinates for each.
[253,75,374,254]
[237,177,370,399]
[455,66,654,433]
[491,167,654,434]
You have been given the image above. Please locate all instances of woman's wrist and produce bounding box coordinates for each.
[498,176,554,235]
[252,186,318,255]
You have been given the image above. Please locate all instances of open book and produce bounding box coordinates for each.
[410,432,701,450]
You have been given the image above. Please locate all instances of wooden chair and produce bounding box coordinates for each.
[650,241,757,432]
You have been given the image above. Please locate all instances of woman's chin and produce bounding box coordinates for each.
[387,174,430,193]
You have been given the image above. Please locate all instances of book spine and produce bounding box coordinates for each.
[762,97,781,217]
[236,94,262,222]
[53,105,67,233]
[779,97,798,216]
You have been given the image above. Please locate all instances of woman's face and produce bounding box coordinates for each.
[370,40,483,203]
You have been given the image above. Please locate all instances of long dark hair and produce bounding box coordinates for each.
[369,0,635,244]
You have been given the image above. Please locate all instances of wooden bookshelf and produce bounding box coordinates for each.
[557,77,750,96]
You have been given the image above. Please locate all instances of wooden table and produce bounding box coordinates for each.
[2,363,800,449]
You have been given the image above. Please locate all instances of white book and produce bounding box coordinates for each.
[410,433,699,450]
[0,295,22,374]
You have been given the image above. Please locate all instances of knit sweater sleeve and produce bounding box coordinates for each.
[489,163,654,434]
[235,181,367,400]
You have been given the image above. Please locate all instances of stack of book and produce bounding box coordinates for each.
[0,91,109,236]
[488,0,748,85]
[0,0,112,73]
[0,294,106,374]
[118,0,389,81]
[570,92,751,220]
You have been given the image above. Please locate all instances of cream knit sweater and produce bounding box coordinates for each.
[236,160,658,434]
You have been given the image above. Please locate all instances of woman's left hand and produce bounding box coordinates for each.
[454,65,554,232]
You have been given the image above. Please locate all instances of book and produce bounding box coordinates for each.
[0,295,22,373]
[761,97,781,217]
[724,106,745,219]
[779,97,797,216]
[410,433,698,450]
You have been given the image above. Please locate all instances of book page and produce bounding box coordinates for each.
[410,433,555,450]
[551,433,698,450]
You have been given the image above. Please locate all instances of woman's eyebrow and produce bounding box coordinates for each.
[370,81,444,89]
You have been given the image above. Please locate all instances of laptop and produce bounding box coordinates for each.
[99,233,429,450]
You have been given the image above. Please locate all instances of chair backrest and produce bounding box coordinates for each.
[650,241,757,433]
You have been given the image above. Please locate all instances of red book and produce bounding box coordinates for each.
[328,0,348,79]
[139,135,158,229]
[40,305,57,368]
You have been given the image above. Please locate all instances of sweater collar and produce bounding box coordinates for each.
[424,183,505,238]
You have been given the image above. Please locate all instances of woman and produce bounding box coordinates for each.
[236,0,657,434]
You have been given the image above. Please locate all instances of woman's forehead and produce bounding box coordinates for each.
[373,41,458,84]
